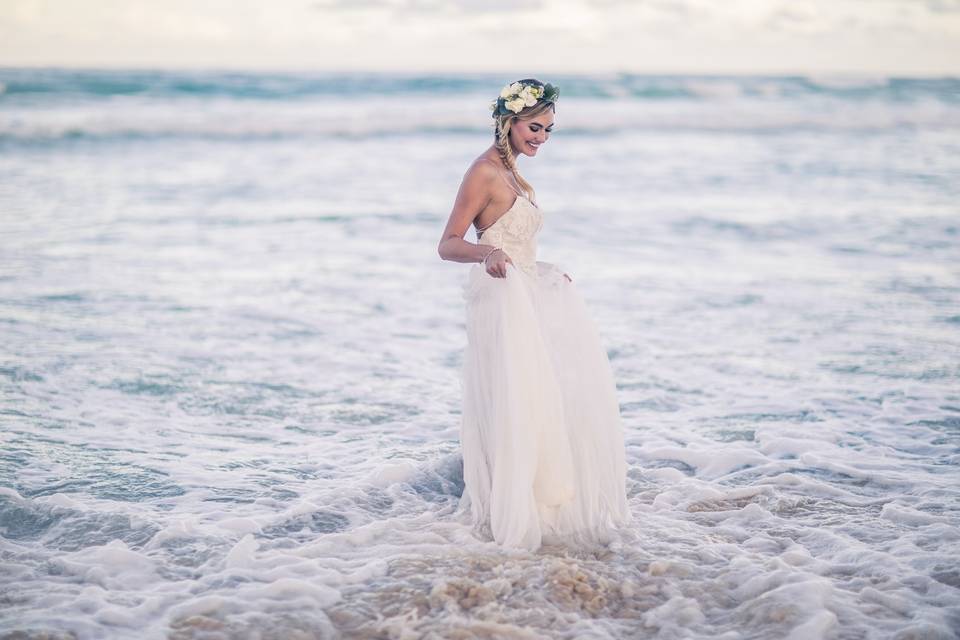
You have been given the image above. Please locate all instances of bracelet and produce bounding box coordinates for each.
[481,246,500,264]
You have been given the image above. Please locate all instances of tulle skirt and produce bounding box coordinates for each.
[458,260,629,551]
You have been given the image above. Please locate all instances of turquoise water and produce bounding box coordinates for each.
[1,69,959,639]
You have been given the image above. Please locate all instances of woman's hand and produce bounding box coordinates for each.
[484,248,513,278]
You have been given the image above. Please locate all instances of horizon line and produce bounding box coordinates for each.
[1,63,958,80]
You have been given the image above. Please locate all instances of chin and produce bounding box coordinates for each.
[513,143,540,157]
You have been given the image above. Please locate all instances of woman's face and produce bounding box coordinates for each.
[509,109,555,157]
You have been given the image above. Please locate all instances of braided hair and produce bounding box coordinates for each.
[491,78,557,203]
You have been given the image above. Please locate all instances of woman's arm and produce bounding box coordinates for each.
[437,161,513,277]
[437,161,495,263]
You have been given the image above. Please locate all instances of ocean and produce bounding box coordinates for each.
[1,68,958,639]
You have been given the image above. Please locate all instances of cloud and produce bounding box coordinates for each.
[443,0,543,11]
[310,0,542,13]
[0,0,957,73]
[925,0,960,12]
[311,0,389,9]
[763,4,829,35]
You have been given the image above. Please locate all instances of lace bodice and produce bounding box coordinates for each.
[477,196,543,278]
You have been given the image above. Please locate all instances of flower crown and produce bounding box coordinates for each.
[489,80,559,117]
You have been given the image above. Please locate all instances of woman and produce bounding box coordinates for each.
[437,78,629,551]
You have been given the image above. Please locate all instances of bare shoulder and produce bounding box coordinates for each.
[440,155,500,241]
[450,157,498,207]
[463,156,499,185]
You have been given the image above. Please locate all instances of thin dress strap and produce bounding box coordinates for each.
[476,220,495,234]
[478,157,528,200]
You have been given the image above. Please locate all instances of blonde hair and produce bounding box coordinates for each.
[492,79,556,202]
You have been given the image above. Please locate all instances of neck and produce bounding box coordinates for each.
[488,145,520,170]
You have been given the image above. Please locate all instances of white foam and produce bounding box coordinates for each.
[880,503,952,527]
[639,444,770,479]
[0,486,26,503]
[1,89,958,144]
[755,472,890,506]
[239,577,340,606]
[779,544,815,567]
[642,595,706,628]
[786,610,838,640]
[164,594,230,620]
[145,518,199,547]
[54,540,158,590]
[35,492,86,509]
[216,517,263,535]
[805,74,890,90]
[757,435,838,458]
[3,76,958,639]
[224,533,259,569]
[366,460,419,487]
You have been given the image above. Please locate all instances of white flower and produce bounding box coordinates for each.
[505,97,526,113]
[501,82,521,98]
[491,82,553,114]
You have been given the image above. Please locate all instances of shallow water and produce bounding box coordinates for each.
[1,69,959,639]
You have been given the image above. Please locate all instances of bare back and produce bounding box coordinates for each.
[471,156,535,233]
[438,151,534,246]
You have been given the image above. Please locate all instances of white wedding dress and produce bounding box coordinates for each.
[458,182,630,551]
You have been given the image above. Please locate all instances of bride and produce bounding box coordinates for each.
[437,78,629,551]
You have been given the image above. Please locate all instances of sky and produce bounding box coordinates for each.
[1,0,959,75]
